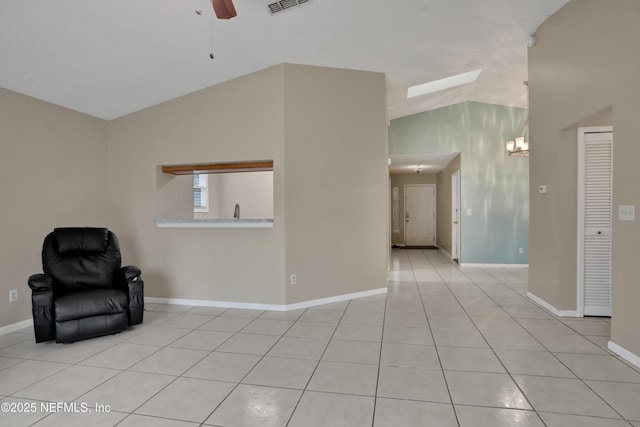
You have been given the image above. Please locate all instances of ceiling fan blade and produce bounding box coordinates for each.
[211,0,237,19]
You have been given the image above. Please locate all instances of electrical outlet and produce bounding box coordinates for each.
[519,248,524,255]
[290,274,297,285]
[9,289,18,302]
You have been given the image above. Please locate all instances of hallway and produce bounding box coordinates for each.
[386,248,638,426]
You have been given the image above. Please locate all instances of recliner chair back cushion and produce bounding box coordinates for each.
[55,227,109,255]
[43,228,122,291]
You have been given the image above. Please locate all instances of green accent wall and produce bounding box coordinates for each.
[389,101,529,264]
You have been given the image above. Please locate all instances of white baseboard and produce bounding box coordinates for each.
[145,287,388,312]
[436,246,452,260]
[1,288,389,337]
[145,297,286,311]
[0,319,33,336]
[461,263,529,268]
[527,292,579,317]
[286,288,387,310]
[608,341,640,369]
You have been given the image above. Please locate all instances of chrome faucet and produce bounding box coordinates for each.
[233,203,240,219]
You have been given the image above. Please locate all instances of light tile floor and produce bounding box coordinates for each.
[1,249,639,426]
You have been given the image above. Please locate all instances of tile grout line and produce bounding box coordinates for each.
[419,249,545,425]
[191,307,312,426]
[478,267,630,422]
[370,280,389,427]
[283,303,349,426]
[92,307,237,426]
[408,248,462,427]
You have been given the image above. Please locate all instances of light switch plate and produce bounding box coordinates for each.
[466,208,472,216]
[538,185,547,194]
[619,205,635,221]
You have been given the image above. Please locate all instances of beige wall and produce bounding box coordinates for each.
[0,63,388,327]
[529,0,640,356]
[107,65,288,305]
[0,87,108,328]
[389,173,437,246]
[436,154,461,257]
[284,64,388,304]
[108,63,388,307]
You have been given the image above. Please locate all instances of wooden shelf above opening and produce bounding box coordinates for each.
[162,160,273,175]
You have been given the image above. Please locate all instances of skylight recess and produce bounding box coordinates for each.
[407,69,482,99]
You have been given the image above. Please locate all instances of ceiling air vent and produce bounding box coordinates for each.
[268,0,311,15]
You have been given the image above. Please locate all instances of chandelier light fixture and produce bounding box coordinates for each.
[506,120,529,156]
[506,81,530,157]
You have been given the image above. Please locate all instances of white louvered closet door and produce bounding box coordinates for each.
[581,131,613,316]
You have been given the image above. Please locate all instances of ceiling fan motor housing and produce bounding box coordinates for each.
[211,0,237,19]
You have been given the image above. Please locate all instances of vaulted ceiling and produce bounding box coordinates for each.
[0,0,569,121]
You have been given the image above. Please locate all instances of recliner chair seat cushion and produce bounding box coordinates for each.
[55,288,128,322]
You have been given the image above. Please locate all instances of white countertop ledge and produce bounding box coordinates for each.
[154,219,274,228]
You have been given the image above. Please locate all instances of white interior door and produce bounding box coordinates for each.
[405,184,436,246]
[578,127,613,317]
[451,170,461,263]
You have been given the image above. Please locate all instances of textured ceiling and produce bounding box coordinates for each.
[0,0,569,120]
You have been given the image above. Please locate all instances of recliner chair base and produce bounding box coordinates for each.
[55,312,128,343]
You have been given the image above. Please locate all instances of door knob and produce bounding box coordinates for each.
[597,231,602,235]
[453,221,458,224]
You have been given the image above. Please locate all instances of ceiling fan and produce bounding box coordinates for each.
[211,0,237,19]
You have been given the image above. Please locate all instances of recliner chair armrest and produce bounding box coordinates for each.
[122,265,142,282]
[120,265,144,326]
[28,274,55,343]
[28,274,53,291]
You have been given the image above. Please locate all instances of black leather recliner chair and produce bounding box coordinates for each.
[28,227,144,343]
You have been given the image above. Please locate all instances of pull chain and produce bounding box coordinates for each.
[209,18,214,59]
